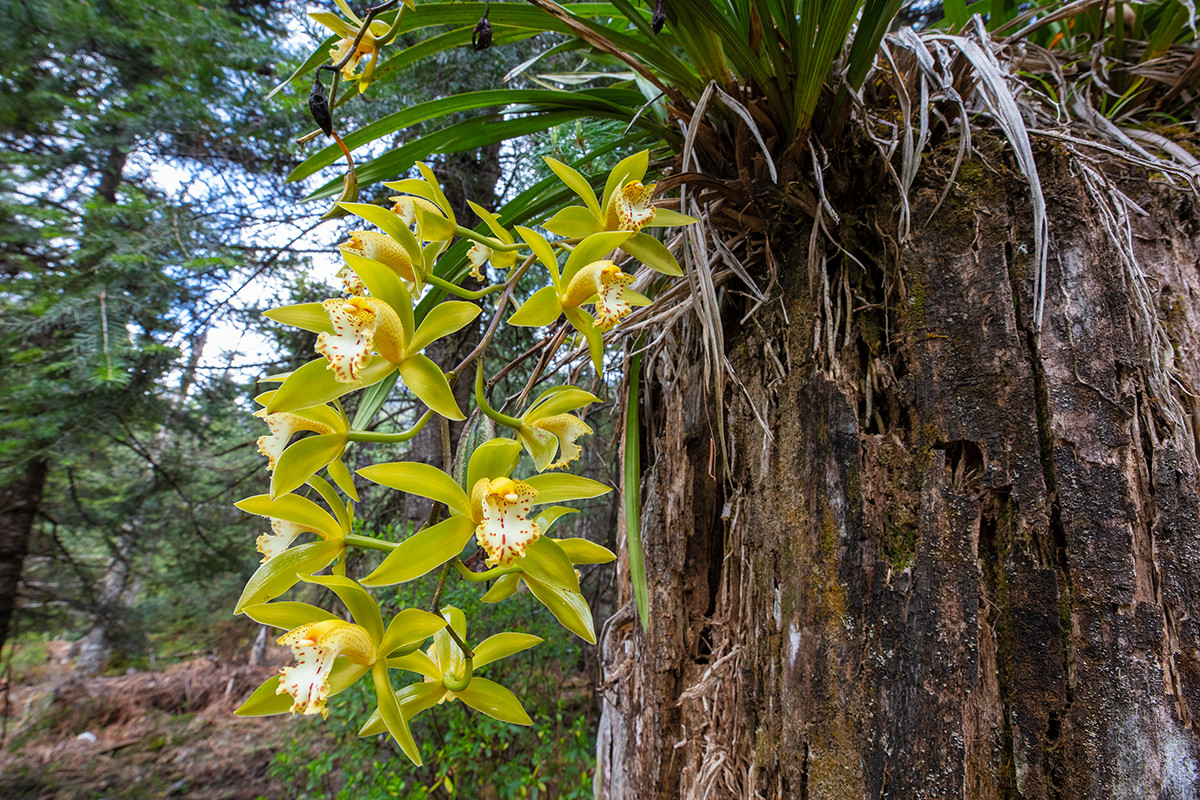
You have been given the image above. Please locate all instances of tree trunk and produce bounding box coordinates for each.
[0,458,48,652]
[597,146,1200,799]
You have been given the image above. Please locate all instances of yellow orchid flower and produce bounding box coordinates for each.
[560,259,643,332]
[507,229,651,372]
[237,577,446,766]
[309,0,401,91]
[365,607,538,729]
[515,386,599,471]
[357,439,611,586]
[278,619,375,718]
[540,150,695,276]
[254,410,334,470]
[606,179,657,233]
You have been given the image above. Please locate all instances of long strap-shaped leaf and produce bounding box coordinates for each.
[623,340,648,630]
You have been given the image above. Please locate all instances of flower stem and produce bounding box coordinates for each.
[454,225,524,252]
[451,557,520,583]
[345,534,398,553]
[475,358,523,430]
[423,273,506,300]
[348,409,433,442]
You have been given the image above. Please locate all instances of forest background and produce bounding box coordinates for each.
[0,1,612,797]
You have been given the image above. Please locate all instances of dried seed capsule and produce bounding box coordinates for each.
[309,74,333,136]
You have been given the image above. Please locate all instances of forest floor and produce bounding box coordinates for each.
[0,647,328,800]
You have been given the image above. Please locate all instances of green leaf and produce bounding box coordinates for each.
[524,473,611,505]
[624,343,649,630]
[466,438,522,490]
[234,539,343,614]
[380,609,447,657]
[480,572,520,603]
[240,601,338,630]
[270,434,346,499]
[235,493,341,540]
[524,576,596,644]
[555,537,616,565]
[508,286,563,328]
[456,678,533,725]
[351,370,400,430]
[371,662,422,765]
[360,516,476,586]
[472,632,543,669]
[544,157,602,219]
[264,303,334,335]
[358,462,470,517]
[266,357,397,415]
[623,232,683,276]
[520,537,580,593]
[301,574,385,642]
[398,354,465,420]
[410,301,481,354]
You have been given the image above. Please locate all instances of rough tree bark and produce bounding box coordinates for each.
[0,458,48,651]
[597,145,1200,798]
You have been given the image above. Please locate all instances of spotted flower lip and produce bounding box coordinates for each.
[607,180,657,233]
[467,243,491,281]
[256,518,315,562]
[560,259,647,332]
[315,297,406,384]
[277,620,375,719]
[520,413,593,472]
[473,477,541,567]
